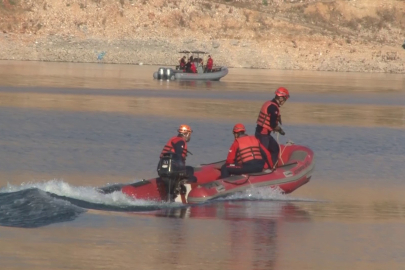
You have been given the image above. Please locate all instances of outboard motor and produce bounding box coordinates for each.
[157,153,187,201]
[157,67,166,80]
[165,68,175,81]
[157,67,175,81]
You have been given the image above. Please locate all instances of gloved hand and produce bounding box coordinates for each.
[278,128,285,136]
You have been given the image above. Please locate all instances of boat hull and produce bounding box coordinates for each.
[153,67,228,81]
[98,143,314,204]
[101,162,222,203]
[187,144,314,203]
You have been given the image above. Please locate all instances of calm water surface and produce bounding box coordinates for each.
[0,60,404,270]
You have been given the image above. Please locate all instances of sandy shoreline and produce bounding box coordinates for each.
[1,35,404,73]
[1,0,404,73]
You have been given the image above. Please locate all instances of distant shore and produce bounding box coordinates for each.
[0,35,404,74]
[1,0,405,73]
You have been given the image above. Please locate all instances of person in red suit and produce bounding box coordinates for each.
[205,55,213,72]
[220,123,273,178]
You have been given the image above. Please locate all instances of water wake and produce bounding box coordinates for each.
[0,179,180,228]
[0,179,174,209]
[0,188,85,228]
[215,186,317,202]
[0,180,313,228]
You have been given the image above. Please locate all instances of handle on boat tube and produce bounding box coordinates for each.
[222,162,298,185]
[277,161,298,168]
[223,175,251,185]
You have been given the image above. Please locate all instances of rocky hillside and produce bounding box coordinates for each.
[0,0,404,72]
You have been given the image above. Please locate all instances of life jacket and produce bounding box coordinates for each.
[160,136,188,160]
[256,100,280,133]
[235,135,263,164]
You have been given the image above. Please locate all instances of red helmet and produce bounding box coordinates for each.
[275,87,290,99]
[233,123,246,133]
[178,124,192,134]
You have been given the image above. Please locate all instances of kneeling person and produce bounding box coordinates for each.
[221,123,273,178]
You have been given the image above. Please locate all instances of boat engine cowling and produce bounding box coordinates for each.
[157,153,186,181]
[156,67,175,81]
[157,153,187,201]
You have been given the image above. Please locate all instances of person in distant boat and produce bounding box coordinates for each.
[179,56,186,70]
[255,87,290,168]
[185,59,192,72]
[190,61,197,73]
[205,55,213,72]
[197,59,204,73]
[220,123,273,178]
[159,124,197,183]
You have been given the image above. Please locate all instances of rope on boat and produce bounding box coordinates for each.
[275,130,294,169]
[276,132,285,165]
[223,175,251,186]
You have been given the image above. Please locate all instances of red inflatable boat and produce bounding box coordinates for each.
[98,142,315,204]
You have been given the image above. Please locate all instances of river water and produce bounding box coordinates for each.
[0,60,404,270]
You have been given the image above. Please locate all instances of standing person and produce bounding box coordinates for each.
[220,123,272,178]
[197,59,204,73]
[185,59,192,73]
[205,55,213,72]
[179,56,186,70]
[255,87,290,167]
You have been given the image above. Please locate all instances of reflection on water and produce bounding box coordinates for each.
[2,200,405,270]
[0,60,403,129]
[1,85,404,106]
[152,201,312,222]
[0,60,404,94]
[0,92,403,128]
[0,201,312,270]
[0,60,404,270]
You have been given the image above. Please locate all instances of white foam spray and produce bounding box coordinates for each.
[0,179,175,207]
